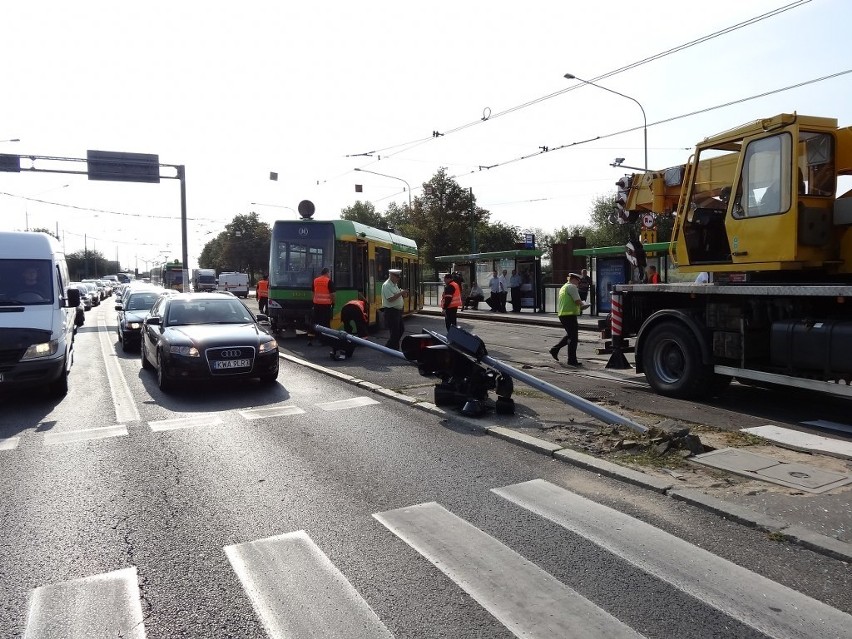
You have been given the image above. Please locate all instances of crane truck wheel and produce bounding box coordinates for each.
[642,321,715,399]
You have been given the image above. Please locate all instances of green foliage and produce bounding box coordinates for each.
[341,200,385,228]
[66,249,113,280]
[198,212,270,280]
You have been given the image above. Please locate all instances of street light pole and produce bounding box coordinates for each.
[353,168,412,209]
[564,73,648,171]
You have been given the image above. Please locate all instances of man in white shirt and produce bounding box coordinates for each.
[498,269,509,312]
[509,269,522,312]
[487,270,502,312]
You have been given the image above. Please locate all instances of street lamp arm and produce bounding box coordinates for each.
[564,73,648,171]
[353,167,412,208]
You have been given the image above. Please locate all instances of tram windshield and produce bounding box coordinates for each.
[271,221,335,288]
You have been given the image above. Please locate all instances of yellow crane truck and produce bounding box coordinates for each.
[610,113,852,399]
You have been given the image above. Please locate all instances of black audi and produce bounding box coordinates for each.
[141,292,279,392]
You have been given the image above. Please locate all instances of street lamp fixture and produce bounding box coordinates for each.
[0,138,20,143]
[353,168,412,209]
[564,73,648,171]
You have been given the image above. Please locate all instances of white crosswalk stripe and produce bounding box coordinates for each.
[493,479,852,639]
[374,501,643,639]
[225,530,394,639]
[23,567,145,639]
[0,436,20,451]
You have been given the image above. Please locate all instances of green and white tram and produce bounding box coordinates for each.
[267,201,422,333]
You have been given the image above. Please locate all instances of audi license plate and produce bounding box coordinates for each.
[213,359,251,370]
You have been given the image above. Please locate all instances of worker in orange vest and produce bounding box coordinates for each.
[441,272,462,331]
[256,274,269,315]
[332,294,369,360]
[310,267,335,345]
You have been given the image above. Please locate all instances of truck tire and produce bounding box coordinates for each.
[642,321,714,399]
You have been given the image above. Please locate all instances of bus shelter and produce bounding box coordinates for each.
[572,242,671,314]
[435,249,544,312]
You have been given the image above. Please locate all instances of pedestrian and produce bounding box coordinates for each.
[463,280,485,310]
[256,273,269,315]
[549,272,589,367]
[332,294,369,360]
[441,272,462,331]
[309,267,335,346]
[381,268,408,350]
[498,269,509,312]
[486,269,502,312]
[577,269,591,315]
[646,264,661,284]
[509,269,522,312]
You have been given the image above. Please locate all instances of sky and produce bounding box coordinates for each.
[2,0,851,273]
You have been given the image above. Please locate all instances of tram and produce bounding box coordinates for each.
[267,201,422,333]
[150,261,185,291]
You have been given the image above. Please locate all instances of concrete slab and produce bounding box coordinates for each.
[742,425,852,460]
[693,448,852,494]
[693,447,778,473]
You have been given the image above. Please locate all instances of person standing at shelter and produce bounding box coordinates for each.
[256,273,269,315]
[486,270,502,312]
[646,265,661,284]
[441,272,462,331]
[381,268,408,350]
[549,272,589,367]
[310,267,335,345]
[577,269,591,314]
[498,269,509,312]
[509,269,522,312]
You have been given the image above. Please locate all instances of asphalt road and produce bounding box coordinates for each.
[1,302,850,638]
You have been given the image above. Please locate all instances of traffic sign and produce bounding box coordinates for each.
[87,150,160,183]
[641,213,655,229]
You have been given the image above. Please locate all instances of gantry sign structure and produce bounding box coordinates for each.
[0,151,189,291]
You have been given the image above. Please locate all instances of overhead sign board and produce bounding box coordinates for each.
[0,154,21,172]
[87,150,160,183]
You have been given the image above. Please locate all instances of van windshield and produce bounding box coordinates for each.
[0,259,54,305]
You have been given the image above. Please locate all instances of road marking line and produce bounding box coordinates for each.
[374,502,642,639]
[0,437,20,451]
[316,396,379,411]
[493,479,852,639]
[148,414,224,432]
[23,566,145,639]
[238,406,306,420]
[44,425,128,446]
[97,316,141,424]
[224,530,393,639]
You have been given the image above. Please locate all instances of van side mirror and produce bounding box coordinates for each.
[66,287,81,308]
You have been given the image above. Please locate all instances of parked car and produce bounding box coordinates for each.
[116,287,166,352]
[141,292,279,392]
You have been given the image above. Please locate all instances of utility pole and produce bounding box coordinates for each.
[469,187,477,253]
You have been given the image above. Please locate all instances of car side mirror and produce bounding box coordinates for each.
[146,317,161,326]
[115,303,123,310]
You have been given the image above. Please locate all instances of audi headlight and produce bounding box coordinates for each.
[127,322,141,330]
[22,340,59,360]
[169,345,200,357]
[258,339,278,353]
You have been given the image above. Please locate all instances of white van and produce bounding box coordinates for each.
[217,272,249,298]
[0,232,82,397]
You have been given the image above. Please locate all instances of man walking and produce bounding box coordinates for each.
[381,268,408,350]
[549,273,589,367]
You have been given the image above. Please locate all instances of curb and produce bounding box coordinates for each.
[278,350,852,563]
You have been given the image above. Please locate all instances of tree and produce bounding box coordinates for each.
[474,220,522,253]
[67,249,108,280]
[341,201,385,228]
[198,212,271,281]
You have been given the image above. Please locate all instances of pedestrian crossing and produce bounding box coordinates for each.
[21,480,852,639]
[0,396,380,451]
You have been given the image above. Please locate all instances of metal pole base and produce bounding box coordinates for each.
[605,348,631,369]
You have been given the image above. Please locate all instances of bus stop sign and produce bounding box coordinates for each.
[87,150,160,183]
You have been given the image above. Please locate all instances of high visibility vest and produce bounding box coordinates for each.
[344,299,367,322]
[313,275,333,305]
[444,281,462,309]
[256,279,269,297]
